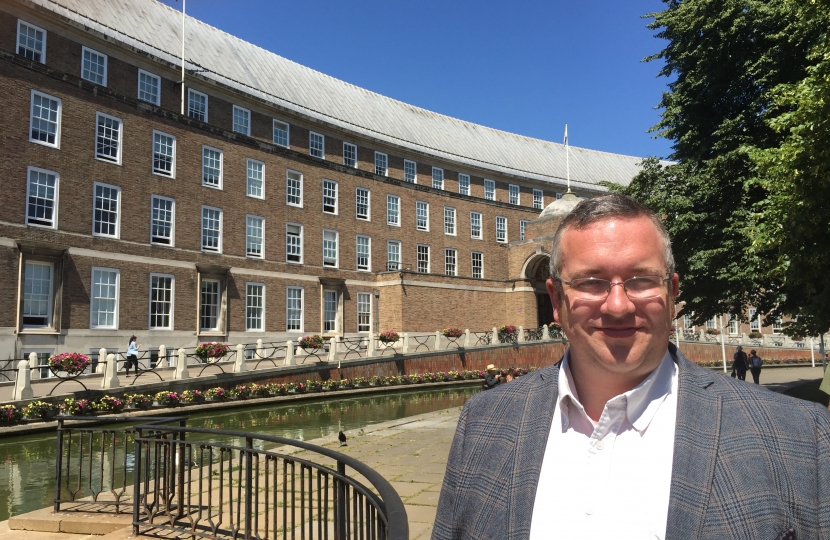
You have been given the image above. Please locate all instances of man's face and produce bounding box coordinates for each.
[545,216,679,381]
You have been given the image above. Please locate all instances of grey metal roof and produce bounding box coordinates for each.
[30,0,652,192]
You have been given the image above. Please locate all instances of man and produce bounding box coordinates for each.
[433,194,830,540]
[732,345,748,380]
[482,364,499,390]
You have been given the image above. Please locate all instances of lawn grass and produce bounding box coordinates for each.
[784,379,829,407]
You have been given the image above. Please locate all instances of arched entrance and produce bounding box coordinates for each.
[523,254,554,327]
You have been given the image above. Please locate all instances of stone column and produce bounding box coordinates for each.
[464,329,471,348]
[174,348,189,380]
[367,334,375,358]
[542,324,552,341]
[285,341,295,366]
[435,331,442,350]
[96,347,107,374]
[101,353,120,389]
[517,326,525,343]
[233,343,248,373]
[492,327,500,345]
[328,337,337,362]
[12,359,33,400]
[402,333,409,354]
[158,345,167,368]
[256,339,264,359]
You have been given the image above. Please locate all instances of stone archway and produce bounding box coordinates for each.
[521,253,554,327]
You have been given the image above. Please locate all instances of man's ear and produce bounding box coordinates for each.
[546,278,561,324]
[671,273,679,299]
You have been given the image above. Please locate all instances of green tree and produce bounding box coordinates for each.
[618,0,823,325]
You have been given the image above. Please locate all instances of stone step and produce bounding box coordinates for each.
[7,507,132,536]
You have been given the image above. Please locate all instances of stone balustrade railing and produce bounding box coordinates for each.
[677,330,816,349]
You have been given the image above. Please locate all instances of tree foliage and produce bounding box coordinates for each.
[617,0,826,328]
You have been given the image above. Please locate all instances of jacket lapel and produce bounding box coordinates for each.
[507,361,560,540]
[665,345,721,540]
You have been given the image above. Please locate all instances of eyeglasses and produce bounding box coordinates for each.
[557,275,670,301]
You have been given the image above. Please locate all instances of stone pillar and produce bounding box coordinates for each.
[367,334,375,358]
[464,329,471,348]
[542,324,552,341]
[174,348,189,380]
[28,351,38,370]
[101,353,120,389]
[158,345,167,369]
[402,333,409,354]
[492,327,500,345]
[13,359,33,400]
[233,343,247,373]
[256,339,264,359]
[285,341,295,366]
[96,347,107,374]
[517,326,525,343]
[328,338,337,362]
[435,331,442,350]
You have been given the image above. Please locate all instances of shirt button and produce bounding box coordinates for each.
[595,440,604,450]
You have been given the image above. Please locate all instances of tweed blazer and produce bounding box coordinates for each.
[432,344,830,540]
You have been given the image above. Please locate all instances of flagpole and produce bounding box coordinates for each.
[180,0,186,115]
[564,124,571,193]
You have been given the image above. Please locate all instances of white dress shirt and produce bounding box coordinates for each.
[529,350,678,539]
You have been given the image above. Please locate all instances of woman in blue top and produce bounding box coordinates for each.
[125,335,140,376]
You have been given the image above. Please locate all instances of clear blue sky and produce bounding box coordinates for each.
[159,0,673,160]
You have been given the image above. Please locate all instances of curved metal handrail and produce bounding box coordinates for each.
[340,336,368,359]
[115,351,165,385]
[472,331,492,346]
[250,342,287,369]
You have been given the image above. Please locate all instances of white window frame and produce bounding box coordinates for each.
[150,195,175,246]
[148,273,175,330]
[152,130,176,178]
[356,235,371,272]
[496,216,507,243]
[404,159,417,183]
[472,252,484,279]
[286,222,303,264]
[374,151,388,176]
[309,131,325,159]
[22,260,54,328]
[273,119,289,147]
[323,289,339,334]
[245,283,265,332]
[201,206,223,254]
[200,279,221,332]
[386,194,400,226]
[356,187,370,221]
[94,112,123,165]
[416,201,429,231]
[201,145,223,189]
[323,229,339,268]
[357,292,372,333]
[29,90,61,149]
[17,20,46,63]
[444,248,457,276]
[322,179,338,215]
[470,211,482,239]
[343,142,357,168]
[458,173,470,196]
[728,315,739,335]
[484,179,496,201]
[137,69,161,105]
[749,308,760,331]
[520,220,529,241]
[509,184,520,205]
[387,240,401,271]
[286,170,303,207]
[26,166,59,229]
[444,206,456,236]
[772,318,783,335]
[432,167,444,190]
[246,215,265,259]
[705,318,717,330]
[286,286,304,332]
[187,88,208,122]
[533,189,544,210]
[246,158,265,199]
[92,182,122,239]
[81,46,107,86]
[417,244,430,274]
[232,105,251,136]
[90,267,120,329]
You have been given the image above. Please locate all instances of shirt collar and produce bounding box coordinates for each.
[558,349,676,433]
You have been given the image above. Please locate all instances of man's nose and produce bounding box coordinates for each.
[602,282,635,315]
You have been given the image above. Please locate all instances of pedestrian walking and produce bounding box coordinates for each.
[125,335,140,377]
[732,345,748,381]
[748,349,763,384]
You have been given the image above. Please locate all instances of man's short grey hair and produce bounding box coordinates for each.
[548,194,675,280]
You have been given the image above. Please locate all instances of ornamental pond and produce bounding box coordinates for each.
[0,385,477,522]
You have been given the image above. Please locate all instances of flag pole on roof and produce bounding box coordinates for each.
[178,0,186,116]
[564,124,571,193]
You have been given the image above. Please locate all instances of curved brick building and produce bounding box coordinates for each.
[0,0,649,361]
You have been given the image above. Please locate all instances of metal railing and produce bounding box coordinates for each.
[54,416,408,539]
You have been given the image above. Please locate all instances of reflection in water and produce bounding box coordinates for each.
[0,386,477,521]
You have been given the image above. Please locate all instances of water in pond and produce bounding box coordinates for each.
[0,386,477,522]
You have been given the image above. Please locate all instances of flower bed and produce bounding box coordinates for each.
[181,390,205,404]
[48,352,91,376]
[97,395,124,413]
[62,398,95,416]
[126,393,152,410]
[205,387,228,402]
[229,385,251,400]
[23,400,58,420]
[154,391,180,408]
[1,404,24,425]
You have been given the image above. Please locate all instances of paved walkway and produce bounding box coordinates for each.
[2,366,825,539]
